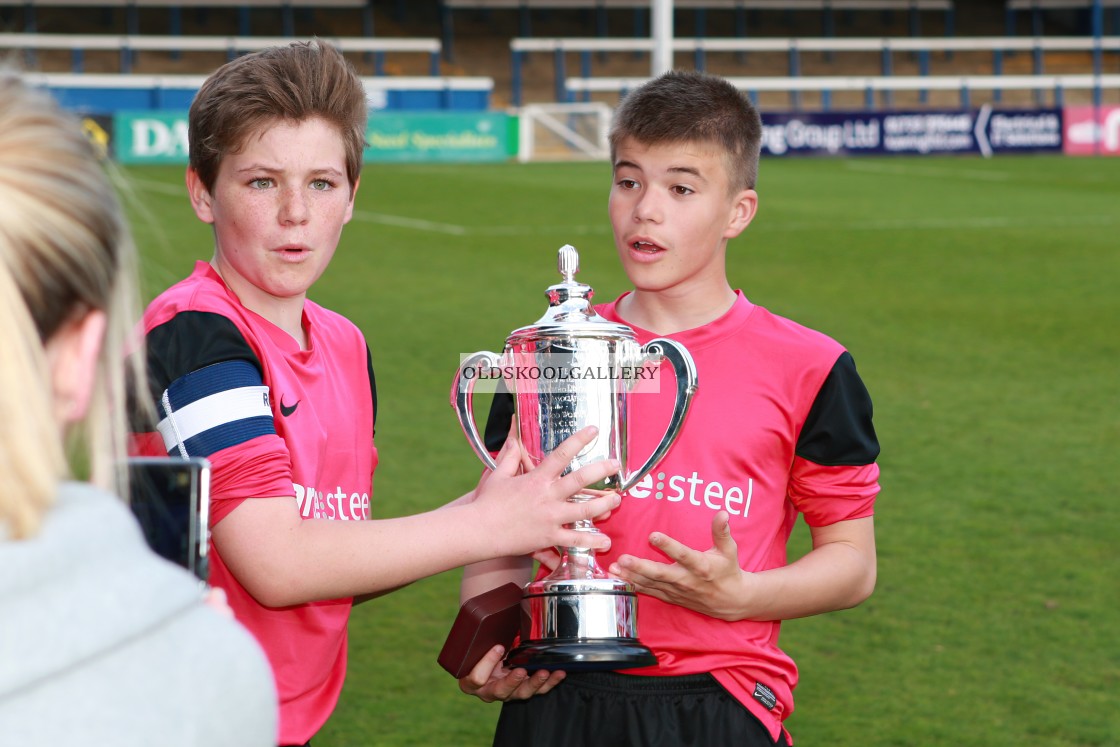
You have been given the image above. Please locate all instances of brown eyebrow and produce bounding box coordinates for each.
[668,165,705,180]
[233,165,345,178]
[234,164,276,174]
[613,160,707,182]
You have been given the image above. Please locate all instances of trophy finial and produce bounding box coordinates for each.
[558,244,579,283]
[544,243,594,313]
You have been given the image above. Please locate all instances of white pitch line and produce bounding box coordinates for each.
[118,177,1117,236]
[118,179,600,237]
[471,224,608,237]
[351,210,608,238]
[352,209,468,236]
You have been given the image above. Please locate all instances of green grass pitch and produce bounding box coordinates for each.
[121,154,1120,747]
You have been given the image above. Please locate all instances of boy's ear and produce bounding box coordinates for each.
[343,175,360,225]
[723,188,759,240]
[185,167,216,225]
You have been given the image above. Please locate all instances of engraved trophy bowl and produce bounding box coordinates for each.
[451,244,698,672]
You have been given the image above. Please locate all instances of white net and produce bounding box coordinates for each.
[516,102,613,163]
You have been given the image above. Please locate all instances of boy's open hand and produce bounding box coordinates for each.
[472,425,620,558]
[458,645,566,703]
[609,511,750,621]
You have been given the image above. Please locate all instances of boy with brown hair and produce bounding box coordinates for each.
[132,41,621,746]
[461,70,881,746]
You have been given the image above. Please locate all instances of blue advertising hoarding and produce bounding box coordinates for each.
[761,106,1064,158]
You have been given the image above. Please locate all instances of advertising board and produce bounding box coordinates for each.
[365,112,512,163]
[113,111,514,165]
[760,106,1064,158]
[1063,105,1120,156]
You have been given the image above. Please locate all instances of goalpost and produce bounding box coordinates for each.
[514,0,657,162]
[516,102,613,163]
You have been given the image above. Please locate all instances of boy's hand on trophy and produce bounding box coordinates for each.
[463,422,536,504]
[579,485,617,524]
[609,511,748,621]
[531,546,562,572]
[473,426,620,557]
[459,645,566,702]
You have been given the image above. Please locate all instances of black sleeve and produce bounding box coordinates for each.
[795,351,880,466]
[366,344,378,437]
[144,311,264,404]
[130,311,262,433]
[482,384,515,454]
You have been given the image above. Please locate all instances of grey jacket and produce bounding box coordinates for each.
[0,482,277,745]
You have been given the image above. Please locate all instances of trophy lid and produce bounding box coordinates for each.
[507,245,635,345]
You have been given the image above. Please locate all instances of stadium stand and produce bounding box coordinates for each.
[3,0,1115,109]
[2,0,374,37]
[564,70,1120,111]
[25,69,494,112]
[0,32,441,73]
[438,0,958,62]
[1005,0,1120,36]
[510,34,1120,106]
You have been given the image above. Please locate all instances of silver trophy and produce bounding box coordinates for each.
[451,244,698,671]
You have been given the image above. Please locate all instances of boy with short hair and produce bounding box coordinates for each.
[460,70,880,746]
[132,41,620,746]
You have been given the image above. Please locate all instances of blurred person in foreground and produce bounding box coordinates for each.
[459,70,881,746]
[0,73,277,745]
[129,41,620,747]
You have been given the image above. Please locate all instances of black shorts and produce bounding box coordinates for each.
[493,671,789,747]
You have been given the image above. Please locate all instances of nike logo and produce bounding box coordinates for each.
[280,397,300,417]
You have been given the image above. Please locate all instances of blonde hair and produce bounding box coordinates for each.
[0,74,145,538]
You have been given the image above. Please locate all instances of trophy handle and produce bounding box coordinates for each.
[619,339,699,493]
[451,351,503,472]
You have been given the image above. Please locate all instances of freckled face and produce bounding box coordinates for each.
[187,116,357,309]
[608,137,755,298]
